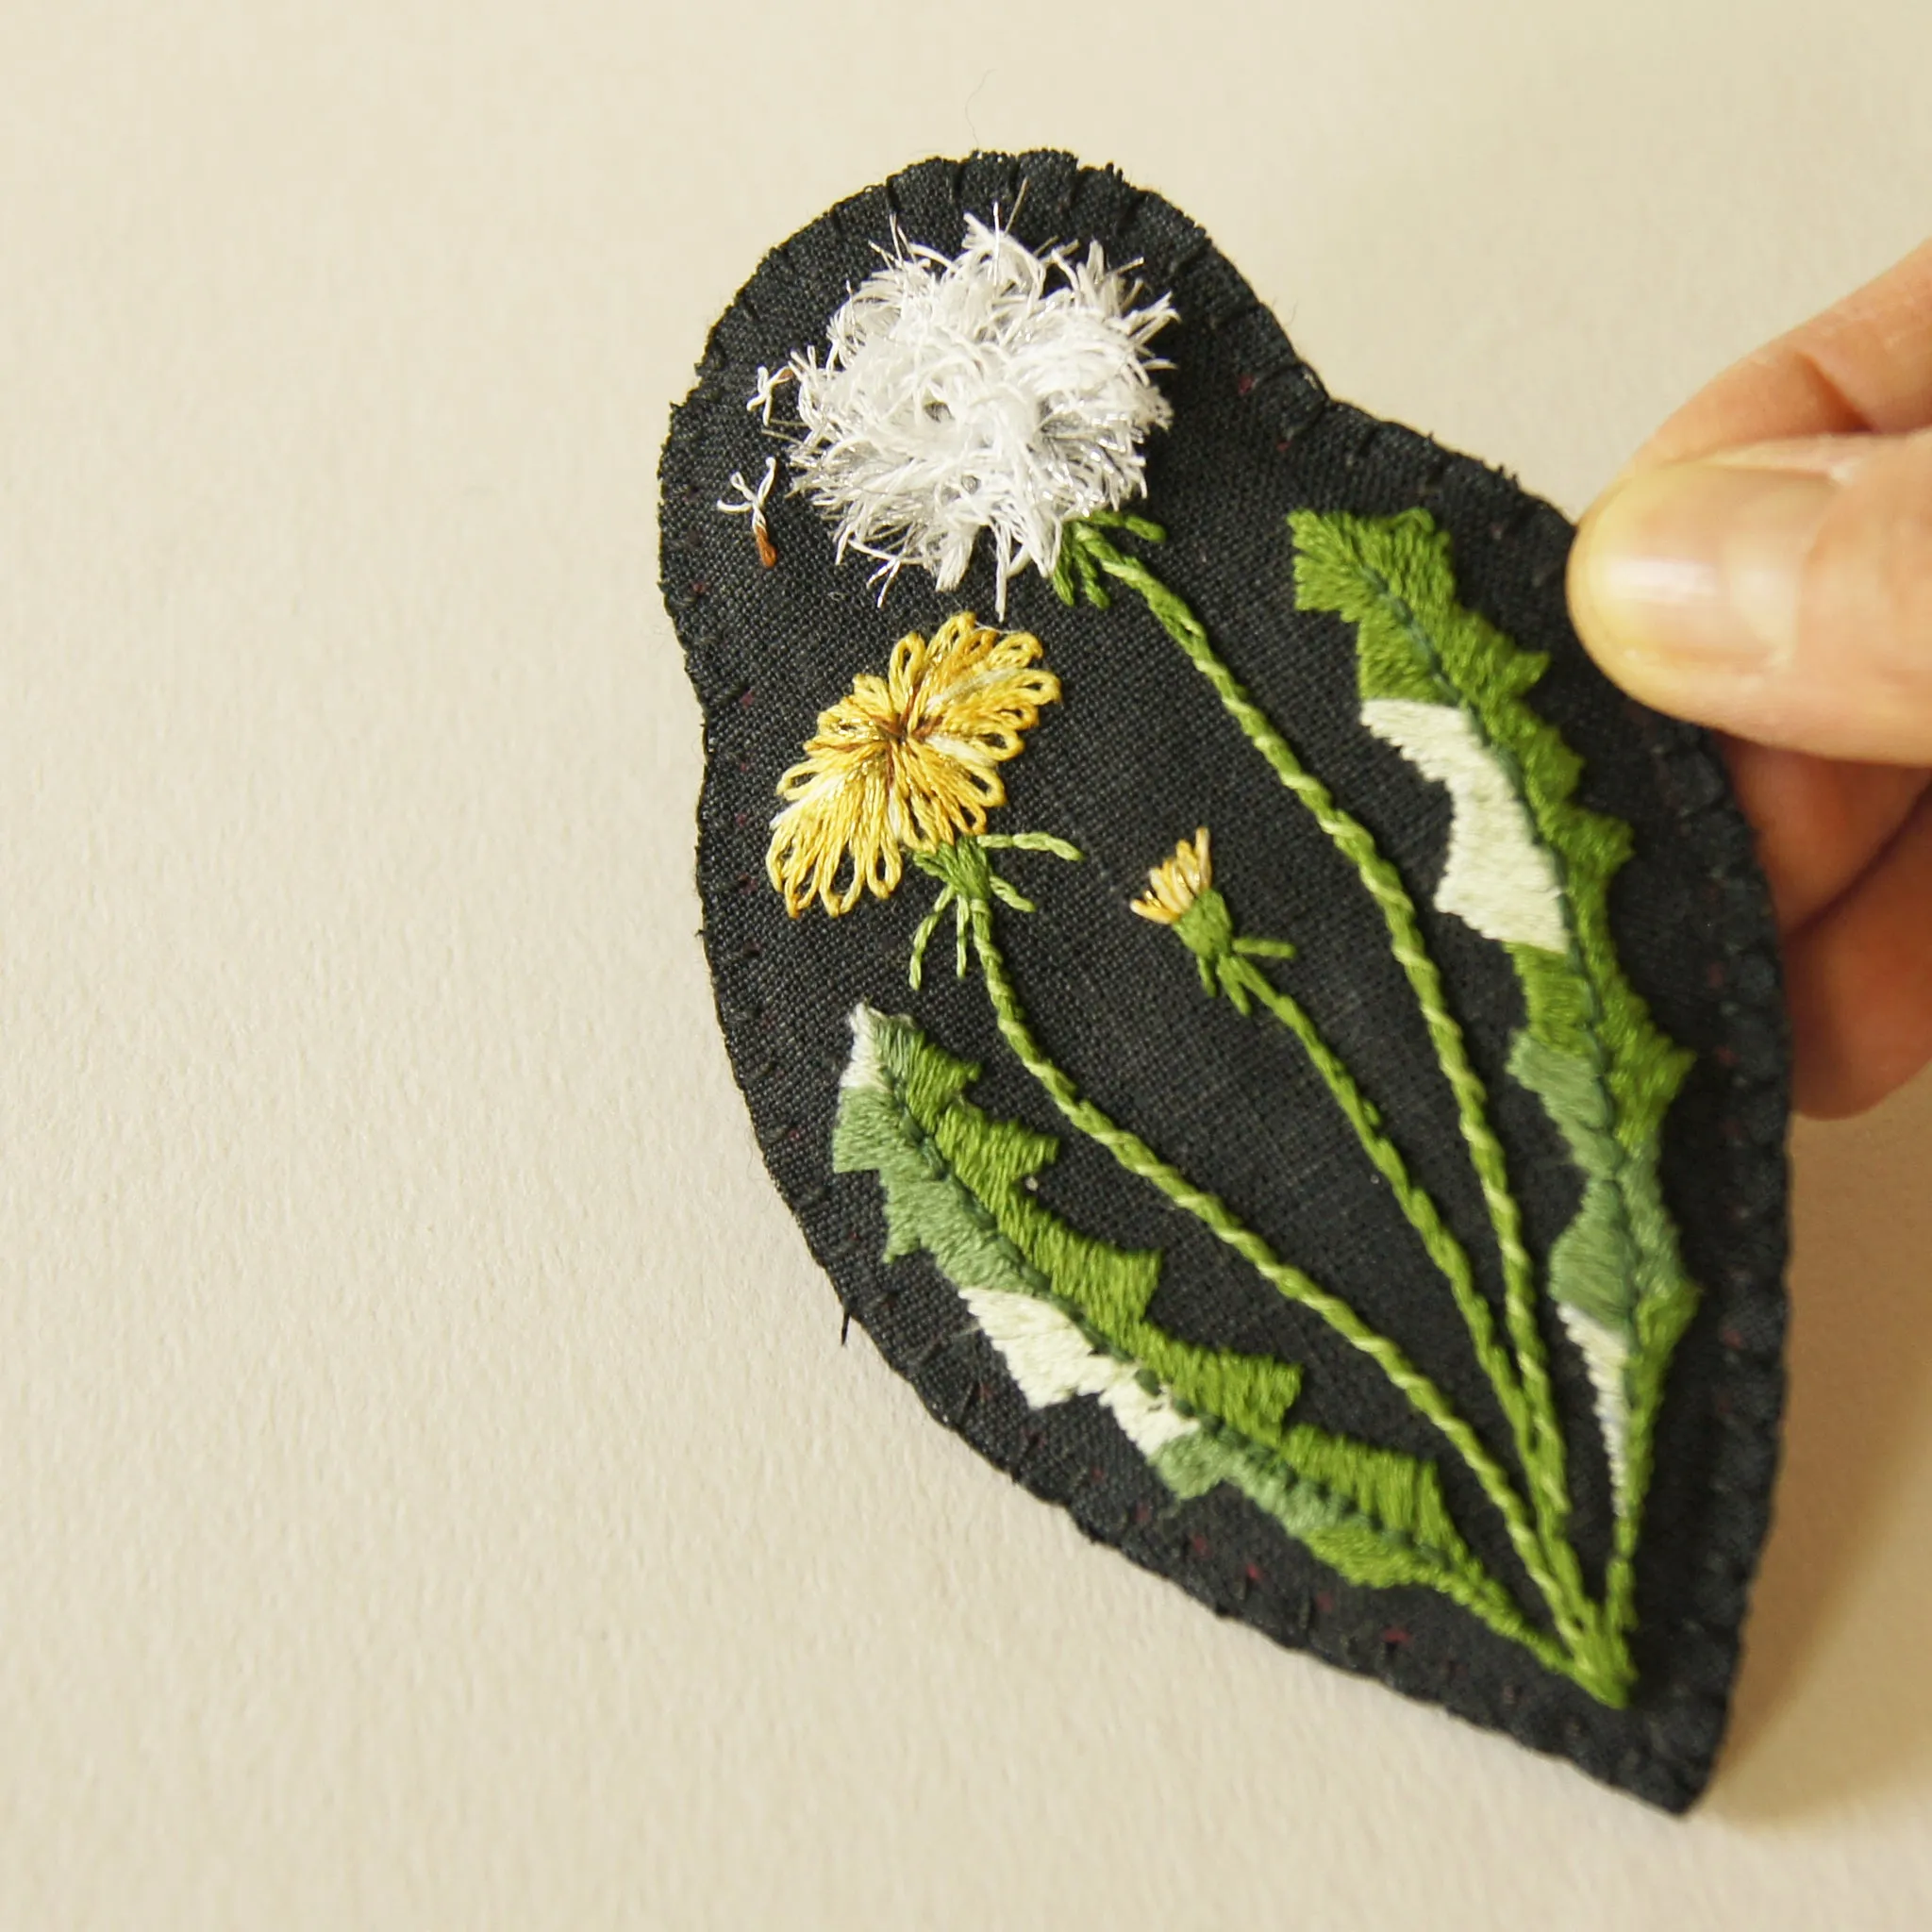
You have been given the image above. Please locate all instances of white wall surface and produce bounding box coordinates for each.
[3,2,1930,1924]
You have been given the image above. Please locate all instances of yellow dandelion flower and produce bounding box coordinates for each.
[1131,828,1213,924]
[766,612,1060,917]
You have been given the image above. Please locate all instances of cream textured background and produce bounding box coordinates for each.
[4,2,1931,1925]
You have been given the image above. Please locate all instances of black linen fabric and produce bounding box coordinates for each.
[658,151,1790,1810]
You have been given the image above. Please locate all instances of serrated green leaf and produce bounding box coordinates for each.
[1157,1422,1500,1610]
[836,1007,1304,1452]
[1291,508,1699,1514]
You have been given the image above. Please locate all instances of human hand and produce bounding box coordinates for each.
[1568,241,1932,1119]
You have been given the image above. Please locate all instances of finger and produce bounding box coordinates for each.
[1717,738,1928,929]
[1784,787,1932,1118]
[1568,425,1932,763]
[1632,237,1932,468]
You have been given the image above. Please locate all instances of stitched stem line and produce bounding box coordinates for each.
[945,859,1603,1678]
[1059,516,1585,1623]
[1221,946,1545,1512]
[1164,881,1558,1610]
[1348,553,1624,1528]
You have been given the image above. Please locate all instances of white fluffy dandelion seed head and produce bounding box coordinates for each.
[760,215,1176,612]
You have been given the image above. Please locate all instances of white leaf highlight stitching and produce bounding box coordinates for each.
[1361,698,1567,953]
[1557,1306,1632,1506]
[958,1286,1199,1457]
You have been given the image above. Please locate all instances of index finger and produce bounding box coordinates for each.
[1629,237,1932,470]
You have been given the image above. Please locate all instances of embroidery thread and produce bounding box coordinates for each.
[765,591,1682,1699]
[1131,825,1529,1476]
[1056,508,1599,1640]
[716,455,780,567]
[835,1007,1556,1657]
[745,217,1709,1697]
[765,612,1058,917]
[667,157,1790,1805]
[755,215,1174,610]
[1291,507,1700,1632]
[746,214,1710,1710]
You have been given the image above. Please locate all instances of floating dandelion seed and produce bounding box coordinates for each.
[757,215,1176,612]
[716,456,779,567]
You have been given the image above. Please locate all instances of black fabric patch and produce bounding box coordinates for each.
[658,151,1790,1810]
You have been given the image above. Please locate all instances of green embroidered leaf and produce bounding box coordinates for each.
[1291,508,1698,1518]
[1279,1422,1469,1576]
[835,1006,1305,1451]
[835,1007,1544,1649]
[1157,1423,1508,1619]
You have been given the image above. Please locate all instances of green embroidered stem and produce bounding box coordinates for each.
[1059,514,1583,1612]
[1167,885,1542,1520]
[931,841,1612,1684]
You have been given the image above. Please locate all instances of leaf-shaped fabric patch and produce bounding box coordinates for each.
[660,148,1790,1809]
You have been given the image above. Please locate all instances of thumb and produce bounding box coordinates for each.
[1568,428,1932,763]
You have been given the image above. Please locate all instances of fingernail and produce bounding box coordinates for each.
[1571,460,1837,675]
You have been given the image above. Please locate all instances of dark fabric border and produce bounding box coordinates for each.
[658,151,1790,1810]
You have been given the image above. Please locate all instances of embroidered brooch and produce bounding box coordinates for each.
[660,153,1790,1809]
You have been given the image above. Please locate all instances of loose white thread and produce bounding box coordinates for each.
[1361,699,1567,953]
[747,365,792,429]
[716,456,779,567]
[757,214,1176,612]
